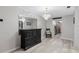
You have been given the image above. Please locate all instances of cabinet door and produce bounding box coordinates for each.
[37,30,41,38]
[21,36,26,49]
[25,37,34,46]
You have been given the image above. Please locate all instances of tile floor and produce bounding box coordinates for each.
[12,34,79,53]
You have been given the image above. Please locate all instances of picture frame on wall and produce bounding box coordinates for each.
[27,22,31,26]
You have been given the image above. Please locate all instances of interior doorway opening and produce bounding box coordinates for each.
[52,19,62,36]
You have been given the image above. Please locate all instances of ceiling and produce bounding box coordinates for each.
[18,6,76,18]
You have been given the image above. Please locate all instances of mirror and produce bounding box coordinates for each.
[18,15,37,30]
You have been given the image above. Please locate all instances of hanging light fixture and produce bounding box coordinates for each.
[43,7,51,20]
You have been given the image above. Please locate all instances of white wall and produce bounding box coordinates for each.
[0,7,19,52]
[32,19,37,29]
[37,16,46,40]
[61,15,74,40]
[74,7,79,48]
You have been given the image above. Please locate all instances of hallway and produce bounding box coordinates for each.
[0,6,78,53]
[13,34,79,53]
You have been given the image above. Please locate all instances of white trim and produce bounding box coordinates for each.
[2,47,20,53]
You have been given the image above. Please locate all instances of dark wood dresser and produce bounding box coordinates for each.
[19,29,41,50]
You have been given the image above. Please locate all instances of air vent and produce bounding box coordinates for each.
[53,17,62,20]
[67,6,71,8]
[0,19,3,22]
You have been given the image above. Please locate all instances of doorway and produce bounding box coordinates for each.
[52,19,62,35]
[54,21,61,35]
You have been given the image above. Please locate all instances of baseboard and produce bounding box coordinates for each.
[61,37,73,41]
[3,47,20,53]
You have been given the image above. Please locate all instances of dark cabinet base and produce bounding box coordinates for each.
[23,41,41,50]
[19,29,41,50]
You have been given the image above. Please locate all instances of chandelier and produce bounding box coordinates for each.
[43,7,51,20]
